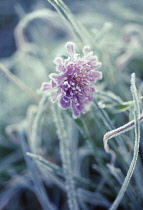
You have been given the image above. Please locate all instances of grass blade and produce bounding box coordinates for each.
[109,73,141,210]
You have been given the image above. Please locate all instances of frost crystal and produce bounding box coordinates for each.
[41,42,102,118]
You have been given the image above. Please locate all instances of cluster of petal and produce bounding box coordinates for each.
[41,42,102,118]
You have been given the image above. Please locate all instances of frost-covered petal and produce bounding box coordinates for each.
[52,80,57,88]
[41,83,52,92]
[65,64,74,75]
[88,71,102,82]
[60,96,70,109]
[87,95,93,102]
[65,41,75,57]
[83,51,94,60]
[71,101,80,118]
[77,103,84,112]
[53,57,63,71]
[94,71,102,79]
[94,61,102,68]
[50,73,65,85]
[83,46,90,55]
[64,57,71,66]
[51,90,61,103]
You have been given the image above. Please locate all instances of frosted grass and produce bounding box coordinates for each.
[27,152,99,189]
[31,95,49,153]
[52,105,79,210]
[0,63,38,101]
[1,1,143,210]
[104,73,141,210]
[19,126,55,210]
[46,0,92,45]
[15,8,62,49]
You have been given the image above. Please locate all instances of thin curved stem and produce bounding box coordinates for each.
[109,73,141,210]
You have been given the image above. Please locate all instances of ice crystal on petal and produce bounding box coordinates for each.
[41,42,102,118]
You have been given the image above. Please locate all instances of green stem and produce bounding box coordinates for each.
[52,105,79,210]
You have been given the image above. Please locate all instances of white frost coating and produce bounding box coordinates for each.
[105,73,141,210]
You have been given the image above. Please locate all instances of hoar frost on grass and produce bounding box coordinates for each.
[1,0,143,209]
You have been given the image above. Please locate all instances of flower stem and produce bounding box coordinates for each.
[52,105,79,210]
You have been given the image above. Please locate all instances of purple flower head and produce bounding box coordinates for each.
[41,42,102,118]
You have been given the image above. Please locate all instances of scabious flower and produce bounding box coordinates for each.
[41,42,102,118]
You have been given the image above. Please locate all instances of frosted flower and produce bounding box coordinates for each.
[41,42,102,118]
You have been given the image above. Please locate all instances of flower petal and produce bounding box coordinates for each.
[65,41,76,57]
[82,46,90,55]
[53,57,63,72]
[51,90,61,103]
[71,101,80,118]
[88,71,102,82]
[60,96,70,109]
[77,103,84,112]
[41,83,52,92]
[49,73,65,85]
[52,80,57,88]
